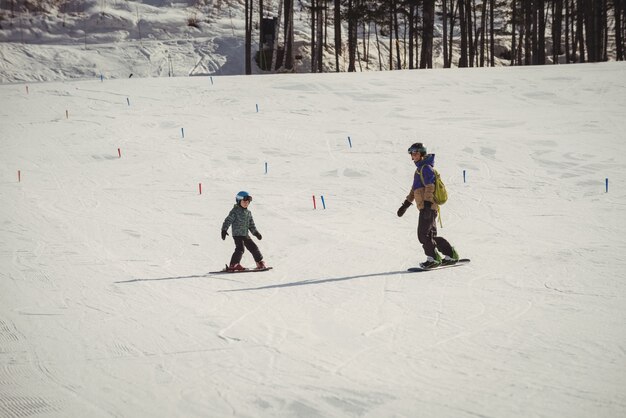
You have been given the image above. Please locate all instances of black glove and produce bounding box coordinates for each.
[397,200,412,217]
[221,230,229,240]
[423,200,433,210]
[254,231,262,240]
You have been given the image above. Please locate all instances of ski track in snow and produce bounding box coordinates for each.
[1,63,626,417]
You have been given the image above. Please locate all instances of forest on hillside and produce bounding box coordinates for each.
[252,0,625,73]
[2,1,624,74]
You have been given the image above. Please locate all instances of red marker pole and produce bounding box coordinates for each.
[312,195,316,210]
[18,170,21,182]
[118,148,121,158]
[199,183,202,195]
[25,86,29,94]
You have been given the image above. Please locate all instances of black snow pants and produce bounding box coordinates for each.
[418,208,453,259]
[230,236,263,266]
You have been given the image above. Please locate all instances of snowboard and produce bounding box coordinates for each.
[407,258,470,272]
[209,266,273,274]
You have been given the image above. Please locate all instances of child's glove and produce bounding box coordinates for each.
[221,230,229,240]
[253,232,262,240]
[397,200,412,217]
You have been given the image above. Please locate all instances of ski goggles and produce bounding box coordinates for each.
[241,195,252,202]
[408,144,425,154]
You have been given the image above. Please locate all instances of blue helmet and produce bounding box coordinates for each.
[235,191,252,203]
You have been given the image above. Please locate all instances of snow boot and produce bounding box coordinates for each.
[441,248,459,266]
[226,263,246,272]
[255,260,266,269]
[420,253,442,269]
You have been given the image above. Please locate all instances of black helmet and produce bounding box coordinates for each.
[407,142,427,156]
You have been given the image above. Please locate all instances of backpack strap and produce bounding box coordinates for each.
[417,164,435,187]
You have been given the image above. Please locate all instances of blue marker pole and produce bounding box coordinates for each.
[321,195,326,209]
[126,98,130,106]
[100,74,104,82]
[265,162,268,174]
[348,136,352,148]
[256,104,259,113]
[463,170,466,183]
[210,76,214,85]
[181,128,185,138]
[606,178,609,193]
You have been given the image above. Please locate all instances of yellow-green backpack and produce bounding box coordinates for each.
[417,166,448,205]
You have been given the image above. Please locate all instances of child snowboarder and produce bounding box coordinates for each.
[397,142,459,268]
[221,191,266,271]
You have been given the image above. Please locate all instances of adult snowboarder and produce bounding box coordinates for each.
[397,143,459,268]
[221,191,266,271]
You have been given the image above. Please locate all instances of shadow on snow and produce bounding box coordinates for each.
[220,270,411,292]
[114,270,412,287]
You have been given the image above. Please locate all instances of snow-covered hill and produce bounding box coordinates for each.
[1,61,625,417]
[0,0,257,82]
[1,0,515,83]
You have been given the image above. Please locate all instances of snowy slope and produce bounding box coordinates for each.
[0,0,510,83]
[1,62,626,417]
[0,0,256,82]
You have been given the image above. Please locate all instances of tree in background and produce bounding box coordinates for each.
[245,0,253,74]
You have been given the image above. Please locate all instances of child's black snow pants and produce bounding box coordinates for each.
[418,208,453,259]
[230,236,263,266]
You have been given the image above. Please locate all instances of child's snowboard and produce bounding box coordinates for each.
[209,265,273,274]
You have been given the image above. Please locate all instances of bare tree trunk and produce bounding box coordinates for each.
[512,0,517,65]
[409,2,416,69]
[467,0,475,67]
[389,0,394,70]
[443,0,449,68]
[537,0,546,64]
[480,0,487,67]
[489,0,495,66]
[524,0,532,65]
[565,0,570,62]
[553,0,563,63]
[576,0,585,62]
[281,0,294,70]
[271,0,284,71]
[374,20,383,70]
[245,0,252,74]
[600,0,609,61]
[421,0,435,68]
[616,0,624,60]
[394,1,402,69]
[459,0,468,67]
[334,0,341,71]
[531,0,539,64]
[415,3,420,69]
[348,0,357,72]
[317,2,324,72]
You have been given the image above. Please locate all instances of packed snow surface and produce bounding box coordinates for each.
[1,62,625,417]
